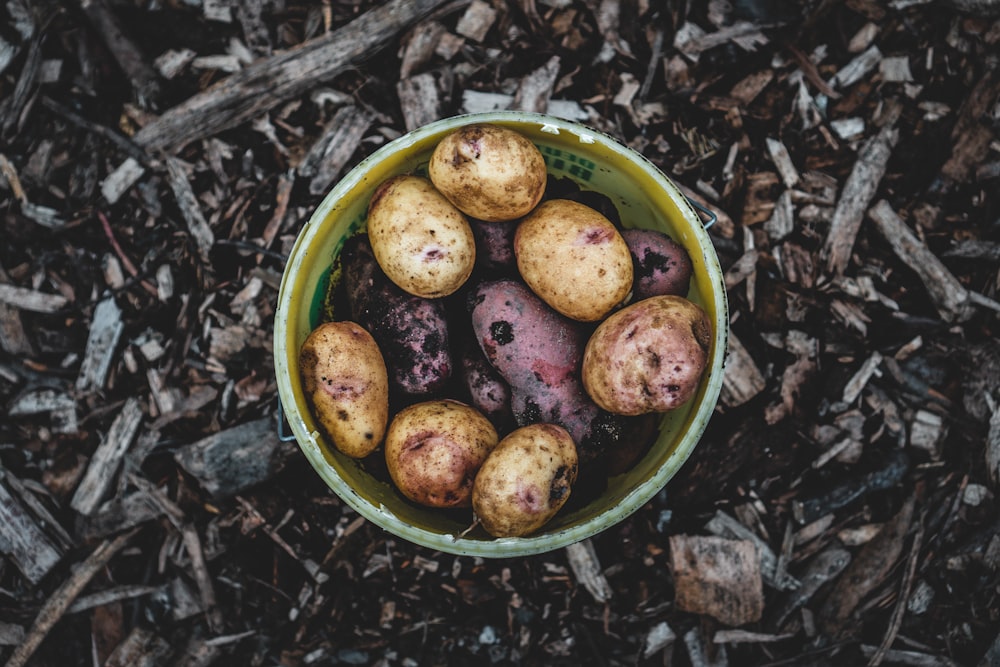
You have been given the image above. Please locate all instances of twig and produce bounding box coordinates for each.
[869,509,927,666]
[78,0,161,107]
[132,0,449,152]
[40,96,152,166]
[96,210,159,297]
[3,528,139,667]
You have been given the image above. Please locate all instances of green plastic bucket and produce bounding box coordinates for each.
[274,111,729,557]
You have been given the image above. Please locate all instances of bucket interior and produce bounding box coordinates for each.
[274,112,728,557]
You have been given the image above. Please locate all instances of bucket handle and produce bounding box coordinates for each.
[276,399,297,443]
[685,196,717,230]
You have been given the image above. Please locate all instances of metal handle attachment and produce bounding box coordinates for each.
[685,197,718,230]
[276,399,297,442]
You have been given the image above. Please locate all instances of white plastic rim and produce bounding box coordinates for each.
[274,111,729,557]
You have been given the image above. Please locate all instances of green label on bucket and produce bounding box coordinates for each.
[539,146,595,182]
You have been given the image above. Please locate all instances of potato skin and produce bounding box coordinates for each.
[622,229,693,300]
[429,124,547,222]
[459,339,514,432]
[468,279,631,468]
[367,175,475,298]
[472,423,578,537]
[385,400,498,508]
[299,321,389,458]
[515,199,633,322]
[341,234,452,395]
[583,295,712,415]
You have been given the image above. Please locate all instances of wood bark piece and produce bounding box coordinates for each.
[164,157,214,265]
[705,511,800,591]
[75,295,124,393]
[767,545,851,631]
[720,333,766,408]
[399,20,447,78]
[173,417,294,498]
[939,61,1000,186]
[78,489,164,539]
[0,265,33,356]
[0,476,63,584]
[132,0,449,153]
[513,55,561,114]
[987,396,1000,484]
[0,622,25,647]
[819,494,916,638]
[397,72,442,132]
[0,283,69,313]
[70,397,143,516]
[565,539,612,604]
[670,534,764,626]
[868,199,974,322]
[78,0,160,107]
[104,626,173,667]
[298,105,373,196]
[822,120,898,275]
[3,528,138,667]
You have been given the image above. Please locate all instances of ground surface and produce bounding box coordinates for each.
[1,0,999,666]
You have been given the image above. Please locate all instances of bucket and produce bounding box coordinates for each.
[274,111,729,557]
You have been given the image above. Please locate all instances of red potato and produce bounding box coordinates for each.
[622,228,693,300]
[459,339,514,432]
[583,295,711,415]
[468,279,630,468]
[341,234,452,396]
[384,400,498,508]
[299,321,389,458]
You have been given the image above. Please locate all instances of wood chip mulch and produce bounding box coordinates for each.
[2,0,999,665]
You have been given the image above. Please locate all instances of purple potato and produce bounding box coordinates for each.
[622,228,693,300]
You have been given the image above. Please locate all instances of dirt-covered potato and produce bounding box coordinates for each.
[341,234,452,396]
[429,124,547,222]
[622,228,693,300]
[384,400,498,508]
[582,295,711,416]
[299,321,389,458]
[367,175,475,298]
[515,199,633,322]
[472,423,578,537]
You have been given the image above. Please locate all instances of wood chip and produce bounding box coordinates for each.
[0,282,69,313]
[299,105,373,195]
[768,545,851,631]
[153,48,196,79]
[766,137,800,188]
[670,534,764,626]
[829,45,882,89]
[173,418,294,498]
[822,119,898,275]
[513,55,561,114]
[455,0,497,42]
[643,621,676,659]
[909,409,946,457]
[164,157,215,264]
[986,396,1000,484]
[399,20,446,79]
[705,511,800,591]
[565,539,612,604]
[819,494,916,638]
[396,72,442,132]
[75,295,124,393]
[720,333,766,408]
[842,351,883,404]
[868,199,975,322]
[133,0,449,153]
[70,397,144,516]
[0,474,63,584]
[103,626,173,667]
[101,157,145,204]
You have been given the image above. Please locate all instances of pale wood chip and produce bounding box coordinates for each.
[565,539,612,604]
[829,45,882,89]
[0,475,63,584]
[70,397,144,516]
[399,20,446,78]
[720,333,766,408]
[670,534,764,626]
[513,55,561,114]
[101,157,145,204]
[299,105,373,195]
[0,282,69,312]
[154,48,196,79]
[104,626,173,667]
[455,0,497,42]
[766,137,800,188]
[75,296,124,393]
[397,72,442,131]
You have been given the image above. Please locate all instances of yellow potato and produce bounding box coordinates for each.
[472,423,578,537]
[582,295,711,416]
[429,124,547,222]
[299,321,389,458]
[367,175,475,298]
[385,400,498,508]
[514,199,633,321]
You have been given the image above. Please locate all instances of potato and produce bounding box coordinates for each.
[469,279,624,468]
[469,218,518,276]
[299,321,389,458]
[622,229,693,300]
[341,234,452,396]
[459,339,514,432]
[515,199,633,322]
[385,400,498,508]
[367,175,475,298]
[582,295,711,416]
[472,423,578,537]
[429,124,547,222]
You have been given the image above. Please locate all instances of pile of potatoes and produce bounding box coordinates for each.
[299,123,711,538]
